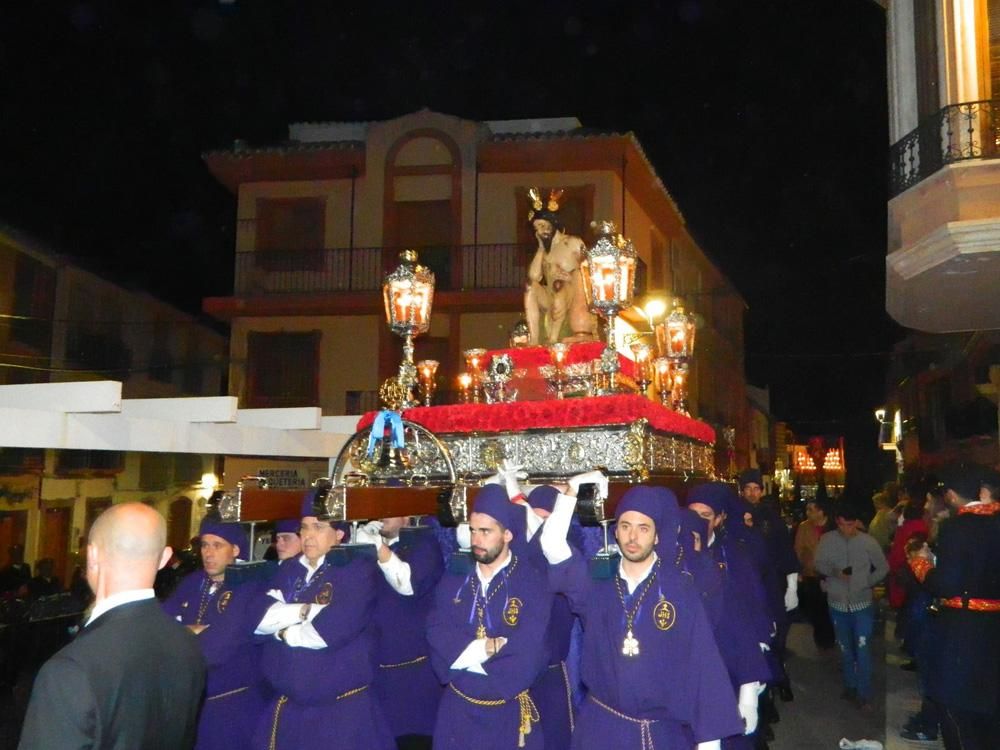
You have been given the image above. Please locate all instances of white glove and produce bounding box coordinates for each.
[695,742,721,750]
[784,572,799,611]
[567,470,608,499]
[540,493,576,565]
[483,472,503,486]
[353,521,385,550]
[456,522,471,551]
[759,642,770,653]
[738,682,760,735]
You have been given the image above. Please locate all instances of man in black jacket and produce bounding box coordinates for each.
[19,502,205,750]
[909,467,1000,750]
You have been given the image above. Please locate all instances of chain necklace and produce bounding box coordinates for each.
[613,558,660,657]
[292,559,331,603]
[470,554,518,639]
[196,576,220,625]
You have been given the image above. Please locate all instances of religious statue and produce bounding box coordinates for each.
[523,188,597,345]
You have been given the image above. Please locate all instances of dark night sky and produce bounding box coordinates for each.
[0,1,899,483]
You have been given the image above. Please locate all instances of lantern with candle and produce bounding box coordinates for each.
[382,250,435,408]
[629,341,652,397]
[655,300,696,360]
[463,348,487,403]
[416,360,439,407]
[456,373,473,404]
[653,356,674,408]
[580,220,636,394]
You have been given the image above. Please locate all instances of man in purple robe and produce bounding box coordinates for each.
[354,516,444,750]
[541,481,744,750]
[738,469,798,704]
[163,518,263,750]
[427,484,553,750]
[525,484,583,750]
[250,500,395,750]
[272,519,302,562]
[687,483,775,750]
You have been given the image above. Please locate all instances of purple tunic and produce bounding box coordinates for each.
[372,528,445,739]
[551,552,745,749]
[427,551,553,750]
[250,554,395,750]
[524,523,579,750]
[163,570,264,750]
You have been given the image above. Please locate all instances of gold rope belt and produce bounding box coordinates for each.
[378,655,429,669]
[940,596,1000,612]
[267,685,369,749]
[206,685,249,702]
[589,694,657,750]
[449,683,540,748]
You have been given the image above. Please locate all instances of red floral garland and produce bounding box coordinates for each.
[357,394,715,444]
[486,342,639,378]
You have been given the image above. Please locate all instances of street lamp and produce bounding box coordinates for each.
[580,220,637,394]
[382,249,435,409]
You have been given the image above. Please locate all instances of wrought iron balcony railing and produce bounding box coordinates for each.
[234,244,529,295]
[889,99,1000,198]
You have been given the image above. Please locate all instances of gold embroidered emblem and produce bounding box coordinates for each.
[315,582,333,605]
[217,591,233,614]
[503,597,523,627]
[653,599,676,631]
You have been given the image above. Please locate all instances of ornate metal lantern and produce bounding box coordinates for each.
[656,300,696,359]
[580,220,636,394]
[382,250,435,408]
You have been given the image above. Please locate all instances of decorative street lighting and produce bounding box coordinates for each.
[382,249,435,409]
[581,220,636,395]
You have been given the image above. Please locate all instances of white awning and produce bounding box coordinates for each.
[0,381,358,458]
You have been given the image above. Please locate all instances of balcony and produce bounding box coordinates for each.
[890,99,1000,198]
[235,244,528,295]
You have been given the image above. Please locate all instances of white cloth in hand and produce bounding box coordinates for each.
[353,521,385,550]
[784,572,799,611]
[540,493,576,565]
[738,682,760,735]
[456,523,471,550]
[695,741,721,750]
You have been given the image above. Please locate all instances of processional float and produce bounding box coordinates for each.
[207,216,714,545]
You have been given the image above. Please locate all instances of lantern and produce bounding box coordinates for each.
[382,250,435,408]
[581,220,637,394]
[656,300,696,360]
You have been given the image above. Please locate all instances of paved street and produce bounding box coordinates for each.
[773,611,942,750]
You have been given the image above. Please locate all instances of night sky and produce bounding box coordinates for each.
[0,1,898,487]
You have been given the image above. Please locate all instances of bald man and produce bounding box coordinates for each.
[19,503,205,750]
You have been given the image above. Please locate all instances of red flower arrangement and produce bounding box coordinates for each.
[357,394,715,444]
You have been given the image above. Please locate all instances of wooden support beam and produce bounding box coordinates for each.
[237,407,322,429]
[122,396,239,423]
[0,381,122,413]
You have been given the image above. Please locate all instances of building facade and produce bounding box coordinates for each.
[0,226,228,584]
[203,110,750,467]
[884,1,1000,470]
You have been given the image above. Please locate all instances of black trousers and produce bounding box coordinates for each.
[938,703,1000,750]
[799,576,836,649]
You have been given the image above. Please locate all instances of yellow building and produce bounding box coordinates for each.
[203,111,749,468]
[0,226,227,584]
[886,0,1000,331]
[884,2,1000,470]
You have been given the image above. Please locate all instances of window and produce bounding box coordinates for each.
[989,0,1000,98]
[10,254,55,351]
[139,453,171,491]
[649,231,667,290]
[516,185,595,258]
[246,331,320,408]
[914,0,939,119]
[55,450,125,476]
[256,198,325,271]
